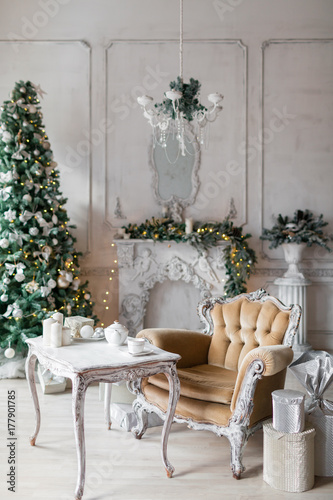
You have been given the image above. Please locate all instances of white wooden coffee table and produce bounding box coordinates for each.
[25,337,180,500]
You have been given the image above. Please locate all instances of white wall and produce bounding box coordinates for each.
[0,0,332,348]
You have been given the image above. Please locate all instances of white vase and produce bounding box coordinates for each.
[281,242,307,279]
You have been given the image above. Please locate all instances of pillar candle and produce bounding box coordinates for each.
[52,311,64,325]
[62,327,72,346]
[43,318,56,346]
[185,218,193,234]
[50,322,62,348]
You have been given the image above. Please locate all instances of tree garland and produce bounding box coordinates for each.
[123,217,257,297]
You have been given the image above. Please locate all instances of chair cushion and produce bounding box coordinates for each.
[148,364,238,404]
[208,298,291,371]
[142,382,232,427]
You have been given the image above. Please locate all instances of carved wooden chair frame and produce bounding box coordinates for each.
[128,289,301,478]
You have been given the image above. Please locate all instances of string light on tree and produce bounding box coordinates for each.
[0,80,98,355]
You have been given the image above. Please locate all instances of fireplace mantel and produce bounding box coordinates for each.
[115,239,227,336]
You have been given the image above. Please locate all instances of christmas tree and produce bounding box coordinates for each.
[0,80,97,357]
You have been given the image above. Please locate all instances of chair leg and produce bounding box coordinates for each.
[131,398,148,439]
[228,427,247,479]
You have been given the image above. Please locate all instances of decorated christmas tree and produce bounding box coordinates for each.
[0,80,97,358]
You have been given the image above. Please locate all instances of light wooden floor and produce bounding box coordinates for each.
[0,371,333,500]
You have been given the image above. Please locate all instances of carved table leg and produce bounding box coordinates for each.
[72,375,87,500]
[161,363,180,478]
[104,383,112,430]
[25,351,40,446]
[132,398,148,439]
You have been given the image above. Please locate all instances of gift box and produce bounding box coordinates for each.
[64,316,94,338]
[263,420,315,492]
[272,389,305,433]
[37,363,67,394]
[289,350,333,476]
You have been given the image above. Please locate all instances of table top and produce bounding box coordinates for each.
[26,336,180,373]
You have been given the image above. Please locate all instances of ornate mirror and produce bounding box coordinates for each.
[150,123,200,213]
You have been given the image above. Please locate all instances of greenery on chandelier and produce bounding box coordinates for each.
[155,77,207,122]
[261,209,332,252]
[123,217,257,297]
[0,80,97,354]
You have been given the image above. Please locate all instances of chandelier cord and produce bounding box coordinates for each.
[180,0,183,83]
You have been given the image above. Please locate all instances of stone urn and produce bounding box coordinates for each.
[281,242,307,279]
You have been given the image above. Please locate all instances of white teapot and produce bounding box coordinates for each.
[105,320,128,346]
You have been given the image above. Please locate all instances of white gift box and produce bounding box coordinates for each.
[37,363,67,394]
[272,389,305,433]
[64,316,94,338]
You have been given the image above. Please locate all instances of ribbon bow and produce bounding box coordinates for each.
[0,186,12,200]
[5,263,26,275]
[3,302,23,319]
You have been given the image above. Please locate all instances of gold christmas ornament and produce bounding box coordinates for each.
[26,280,39,293]
[57,275,70,289]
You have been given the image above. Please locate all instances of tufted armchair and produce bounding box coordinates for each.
[129,289,301,479]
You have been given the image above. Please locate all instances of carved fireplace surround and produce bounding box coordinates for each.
[115,239,227,336]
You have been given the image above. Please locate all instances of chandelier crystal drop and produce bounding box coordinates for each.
[137,0,223,161]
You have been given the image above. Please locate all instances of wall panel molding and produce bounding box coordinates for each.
[260,38,333,263]
[0,39,92,253]
[104,39,248,228]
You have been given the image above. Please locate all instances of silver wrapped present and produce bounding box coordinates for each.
[289,350,333,476]
[263,421,315,492]
[272,389,305,433]
[64,316,94,338]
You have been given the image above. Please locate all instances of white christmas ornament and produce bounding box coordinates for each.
[52,214,58,224]
[3,277,10,285]
[20,86,26,93]
[15,273,25,283]
[1,294,8,302]
[84,293,90,300]
[4,209,16,221]
[34,149,40,156]
[43,141,50,150]
[23,194,32,203]
[2,131,12,143]
[13,113,19,119]
[4,347,15,359]
[52,238,58,245]
[4,146,10,153]
[0,238,9,248]
[80,325,94,339]
[47,279,57,289]
[29,104,37,113]
[29,227,39,236]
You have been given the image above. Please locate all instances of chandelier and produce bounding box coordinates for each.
[137,0,224,160]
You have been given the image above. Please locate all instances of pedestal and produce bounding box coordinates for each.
[274,276,312,356]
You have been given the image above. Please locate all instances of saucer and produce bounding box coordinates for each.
[73,336,105,341]
[128,348,154,357]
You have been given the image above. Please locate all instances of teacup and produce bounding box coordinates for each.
[128,337,145,354]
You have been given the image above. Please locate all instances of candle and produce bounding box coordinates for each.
[52,311,64,325]
[43,318,56,346]
[62,327,72,346]
[162,206,168,217]
[185,218,193,234]
[50,322,62,348]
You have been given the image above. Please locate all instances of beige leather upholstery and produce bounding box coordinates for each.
[133,290,301,479]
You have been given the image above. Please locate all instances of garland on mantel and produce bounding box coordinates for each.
[123,217,257,297]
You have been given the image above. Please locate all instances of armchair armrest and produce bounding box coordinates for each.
[137,328,212,368]
[230,345,293,412]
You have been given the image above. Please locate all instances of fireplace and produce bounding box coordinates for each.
[115,239,227,336]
